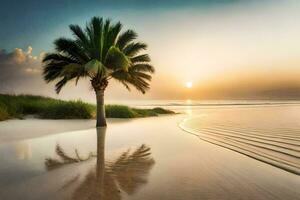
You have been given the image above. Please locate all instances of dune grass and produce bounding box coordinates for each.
[106,105,174,118]
[0,94,174,121]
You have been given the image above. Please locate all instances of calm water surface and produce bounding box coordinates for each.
[0,103,299,200]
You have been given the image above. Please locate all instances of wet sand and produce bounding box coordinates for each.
[0,106,299,199]
[180,106,300,175]
[0,118,129,144]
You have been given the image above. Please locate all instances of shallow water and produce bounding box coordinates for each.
[180,105,300,175]
[0,105,299,199]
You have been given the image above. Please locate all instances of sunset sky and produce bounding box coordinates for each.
[1,0,300,102]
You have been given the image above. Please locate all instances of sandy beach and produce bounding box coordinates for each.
[0,105,299,200]
[2,1,300,199]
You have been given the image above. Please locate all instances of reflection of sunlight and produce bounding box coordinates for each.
[185,99,192,115]
[185,106,192,115]
[15,142,32,160]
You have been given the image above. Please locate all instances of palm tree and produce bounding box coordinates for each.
[43,17,154,127]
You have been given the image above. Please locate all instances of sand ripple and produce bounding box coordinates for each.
[180,110,300,175]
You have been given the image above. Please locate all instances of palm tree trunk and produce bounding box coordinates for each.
[95,89,107,127]
[96,127,106,198]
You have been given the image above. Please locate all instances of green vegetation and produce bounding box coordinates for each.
[0,94,95,120]
[0,94,174,121]
[43,16,154,127]
[106,105,174,118]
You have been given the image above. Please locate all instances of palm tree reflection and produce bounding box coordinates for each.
[45,128,155,199]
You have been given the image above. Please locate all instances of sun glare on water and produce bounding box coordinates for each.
[185,81,193,88]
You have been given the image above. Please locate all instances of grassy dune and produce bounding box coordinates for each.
[0,94,174,121]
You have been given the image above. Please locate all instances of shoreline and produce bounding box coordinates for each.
[0,115,174,144]
[0,112,299,199]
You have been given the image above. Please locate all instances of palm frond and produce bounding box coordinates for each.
[69,24,90,50]
[43,61,72,82]
[129,78,150,94]
[130,71,152,80]
[131,54,151,63]
[123,42,147,57]
[116,30,137,50]
[102,20,122,60]
[101,19,112,59]
[43,53,80,64]
[130,63,155,73]
[43,53,86,87]
[61,64,86,86]
[111,70,151,94]
[109,21,122,45]
[55,77,69,93]
[87,17,103,59]
[105,46,131,71]
[54,38,90,63]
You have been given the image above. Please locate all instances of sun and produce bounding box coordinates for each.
[185,81,193,88]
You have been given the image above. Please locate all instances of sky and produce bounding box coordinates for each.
[1,0,300,102]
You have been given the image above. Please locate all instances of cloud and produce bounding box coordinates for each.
[0,47,98,102]
[0,47,44,92]
[0,46,42,73]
